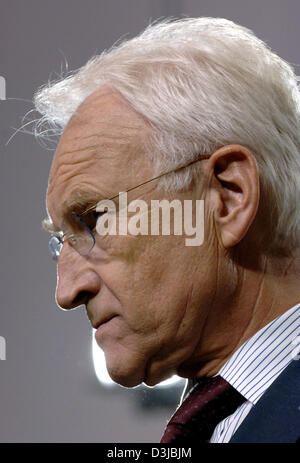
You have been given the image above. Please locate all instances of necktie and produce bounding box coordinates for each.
[160,375,246,443]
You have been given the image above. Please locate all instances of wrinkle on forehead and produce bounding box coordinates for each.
[47,85,154,225]
[48,126,143,198]
[51,85,151,162]
[48,146,97,193]
[50,110,150,186]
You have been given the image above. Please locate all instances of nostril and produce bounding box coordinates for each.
[72,290,94,308]
[56,268,101,310]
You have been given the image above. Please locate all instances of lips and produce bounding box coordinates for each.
[93,314,116,331]
[94,315,118,346]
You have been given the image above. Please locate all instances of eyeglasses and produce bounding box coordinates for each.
[47,155,210,262]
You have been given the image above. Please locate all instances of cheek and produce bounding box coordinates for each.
[93,258,178,357]
[92,229,149,266]
[100,262,191,349]
[93,231,216,349]
[93,230,167,298]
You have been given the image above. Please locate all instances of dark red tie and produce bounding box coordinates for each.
[160,375,246,443]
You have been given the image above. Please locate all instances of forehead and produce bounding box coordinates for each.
[47,86,152,224]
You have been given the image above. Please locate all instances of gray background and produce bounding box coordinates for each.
[1,0,300,443]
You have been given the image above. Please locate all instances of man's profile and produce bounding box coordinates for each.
[34,18,300,442]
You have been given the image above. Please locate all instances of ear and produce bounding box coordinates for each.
[206,144,260,248]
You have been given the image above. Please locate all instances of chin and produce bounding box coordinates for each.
[111,374,142,388]
[106,359,146,388]
[103,341,172,388]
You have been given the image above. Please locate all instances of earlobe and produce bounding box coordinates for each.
[208,145,260,248]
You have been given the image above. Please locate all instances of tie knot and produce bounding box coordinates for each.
[161,375,246,443]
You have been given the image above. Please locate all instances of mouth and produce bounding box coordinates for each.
[94,315,118,347]
[92,315,116,331]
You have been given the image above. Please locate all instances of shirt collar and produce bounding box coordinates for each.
[217,303,300,404]
[181,303,300,405]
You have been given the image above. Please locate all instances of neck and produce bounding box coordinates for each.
[180,248,300,379]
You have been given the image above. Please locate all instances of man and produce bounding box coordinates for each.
[35,18,300,442]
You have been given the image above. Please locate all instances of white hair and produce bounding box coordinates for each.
[34,17,300,254]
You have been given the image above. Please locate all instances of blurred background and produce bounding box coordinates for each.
[1,0,300,443]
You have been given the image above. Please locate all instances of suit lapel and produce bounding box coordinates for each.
[230,360,300,443]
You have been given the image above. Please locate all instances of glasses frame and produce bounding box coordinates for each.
[49,155,211,261]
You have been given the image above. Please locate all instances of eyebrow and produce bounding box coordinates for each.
[62,189,102,214]
[42,188,104,234]
[42,155,212,234]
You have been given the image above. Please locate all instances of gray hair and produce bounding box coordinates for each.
[34,17,300,254]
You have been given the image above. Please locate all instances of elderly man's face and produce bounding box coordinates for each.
[47,86,220,387]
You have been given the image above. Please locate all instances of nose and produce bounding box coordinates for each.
[55,243,101,310]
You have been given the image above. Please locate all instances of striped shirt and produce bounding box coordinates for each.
[209,302,300,442]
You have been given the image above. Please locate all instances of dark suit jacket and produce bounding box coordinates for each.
[229,360,300,443]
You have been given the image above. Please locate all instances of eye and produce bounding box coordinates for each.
[82,210,107,231]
